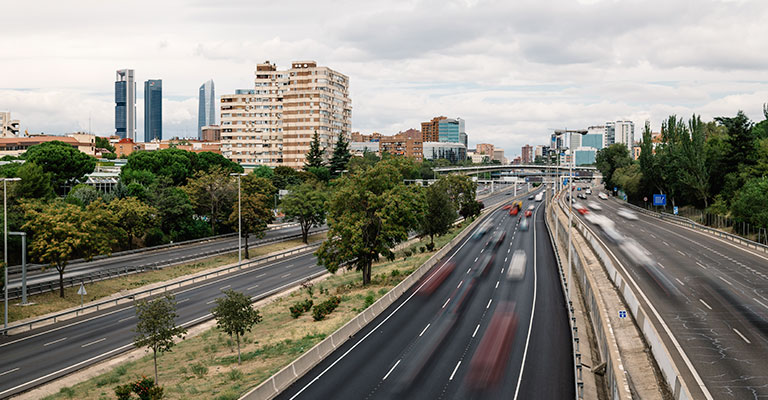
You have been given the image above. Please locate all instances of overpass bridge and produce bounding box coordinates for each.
[433,164,598,176]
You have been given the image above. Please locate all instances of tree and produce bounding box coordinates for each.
[95,136,115,153]
[433,174,477,217]
[134,295,187,384]
[613,163,643,199]
[678,115,710,207]
[730,177,768,229]
[329,131,352,177]
[191,151,243,175]
[595,143,632,191]
[12,162,54,200]
[317,158,423,284]
[304,130,325,170]
[65,184,101,206]
[211,290,262,365]
[122,148,192,186]
[281,182,327,244]
[251,165,274,180]
[229,193,273,258]
[24,141,96,193]
[419,184,456,245]
[271,166,302,190]
[109,197,158,249]
[184,166,235,234]
[22,200,120,297]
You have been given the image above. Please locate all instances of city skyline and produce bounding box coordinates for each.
[2,1,768,159]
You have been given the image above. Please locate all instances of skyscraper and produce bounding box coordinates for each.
[198,80,215,139]
[144,79,162,142]
[521,144,533,163]
[115,69,136,140]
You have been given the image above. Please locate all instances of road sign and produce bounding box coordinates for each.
[652,194,667,207]
[673,206,679,215]
[643,196,648,202]
[618,310,627,318]
[613,186,617,192]
[77,283,87,296]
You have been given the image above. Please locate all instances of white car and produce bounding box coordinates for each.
[617,209,639,221]
[507,250,527,281]
[587,201,602,211]
[585,189,592,195]
[598,193,608,200]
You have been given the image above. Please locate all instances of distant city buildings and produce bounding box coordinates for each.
[114,137,222,158]
[0,132,96,157]
[476,143,494,157]
[115,69,136,141]
[521,144,533,164]
[0,112,20,137]
[420,116,445,142]
[144,79,162,142]
[423,142,466,164]
[351,130,423,162]
[201,125,221,142]
[220,61,351,168]
[198,79,215,139]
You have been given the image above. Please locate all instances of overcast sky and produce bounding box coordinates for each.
[2,0,768,159]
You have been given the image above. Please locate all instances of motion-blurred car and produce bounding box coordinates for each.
[491,230,506,248]
[573,202,589,215]
[587,201,602,211]
[519,217,529,231]
[507,250,526,280]
[528,195,534,200]
[577,193,587,199]
[598,193,608,200]
[617,209,639,221]
[524,210,532,217]
[585,188,592,195]
[473,223,492,240]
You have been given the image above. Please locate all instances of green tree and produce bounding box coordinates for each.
[95,136,115,153]
[191,151,243,175]
[134,295,187,384]
[151,182,206,241]
[13,162,54,200]
[109,197,158,249]
[433,174,477,217]
[184,166,235,235]
[613,163,643,199]
[677,115,710,207]
[317,158,423,285]
[271,166,302,190]
[304,130,325,170]
[211,290,262,365]
[24,141,96,193]
[595,143,632,191]
[65,184,101,206]
[121,148,192,186]
[348,150,380,173]
[22,200,120,297]
[329,131,352,178]
[229,178,274,259]
[730,177,768,229]
[251,165,274,180]
[281,182,327,244]
[419,184,456,245]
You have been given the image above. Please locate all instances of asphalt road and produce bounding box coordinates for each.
[0,182,528,398]
[277,189,574,400]
[572,187,768,399]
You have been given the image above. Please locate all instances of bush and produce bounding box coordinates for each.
[191,363,208,378]
[148,385,164,399]
[390,269,401,277]
[59,386,75,398]
[115,384,132,400]
[363,291,375,309]
[419,246,426,253]
[425,242,435,251]
[312,296,342,321]
[132,376,155,400]
[403,249,412,260]
[228,368,244,381]
[289,299,314,318]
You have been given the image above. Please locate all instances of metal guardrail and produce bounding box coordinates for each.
[619,201,768,255]
[6,229,327,300]
[1,242,321,336]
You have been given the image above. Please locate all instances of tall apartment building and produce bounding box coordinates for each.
[421,116,446,142]
[380,129,423,162]
[221,61,351,168]
[0,112,20,137]
[614,120,635,153]
[144,79,162,142]
[115,69,136,141]
[476,143,494,156]
[198,79,215,139]
[421,116,467,147]
[521,144,533,163]
[201,125,221,142]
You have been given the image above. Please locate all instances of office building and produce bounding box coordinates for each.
[614,121,634,153]
[423,142,466,163]
[0,112,20,137]
[421,116,446,142]
[198,79,215,139]
[574,147,597,166]
[521,144,533,164]
[115,69,136,141]
[493,148,507,164]
[220,61,351,168]
[551,133,564,151]
[420,116,467,147]
[535,145,545,158]
[583,129,604,150]
[144,79,162,142]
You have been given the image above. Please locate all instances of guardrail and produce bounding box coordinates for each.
[619,201,768,255]
[240,187,536,400]
[6,229,327,300]
[1,243,320,336]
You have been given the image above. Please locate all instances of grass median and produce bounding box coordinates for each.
[42,220,474,400]
[8,233,327,324]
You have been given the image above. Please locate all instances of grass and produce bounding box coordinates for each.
[8,232,327,324]
[40,221,473,400]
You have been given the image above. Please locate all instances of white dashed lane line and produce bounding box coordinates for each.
[382,359,401,381]
[733,328,751,344]
[43,337,67,347]
[699,299,713,310]
[0,368,19,377]
[442,298,451,309]
[81,338,106,348]
[419,324,430,337]
[449,361,462,381]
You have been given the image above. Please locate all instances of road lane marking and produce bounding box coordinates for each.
[663,241,669,246]
[419,324,430,337]
[118,316,135,323]
[219,285,231,290]
[457,281,463,289]
[256,273,266,278]
[284,264,294,269]
[281,273,291,278]
[677,250,686,256]
[442,298,451,309]
[495,281,499,289]
[504,257,508,263]
[449,360,462,381]
[657,263,665,269]
[500,268,504,274]
[247,285,259,291]
[733,328,751,344]
[513,203,540,400]
[43,337,67,347]
[486,299,492,309]
[718,276,734,286]
[474,257,478,262]
[472,324,480,338]
[675,278,685,286]
[507,248,511,253]
[0,368,19,377]
[177,298,190,304]
[699,299,712,310]
[206,299,218,305]
[81,338,106,348]
[467,268,471,274]
[696,262,707,269]
[754,298,768,310]
[480,248,485,253]
[382,360,401,381]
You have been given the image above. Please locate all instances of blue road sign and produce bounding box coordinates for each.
[653,194,667,207]
[673,206,679,215]
[618,310,627,318]
[613,186,617,192]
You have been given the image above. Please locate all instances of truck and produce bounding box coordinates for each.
[534,192,543,202]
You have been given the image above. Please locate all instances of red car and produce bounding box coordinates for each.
[502,204,512,210]
[525,210,532,217]
[510,208,519,216]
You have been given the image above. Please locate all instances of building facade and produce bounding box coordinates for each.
[521,144,533,163]
[380,129,423,162]
[574,147,597,165]
[0,133,96,158]
[421,116,446,142]
[198,79,215,139]
[0,112,20,138]
[476,143,494,156]
[201,125,221,142]
[144,79,162,142]
[437,118,467,147]
[422,142,466,163]
[220,61,351,168]
[115,69,136,141]
[614,121,634,153]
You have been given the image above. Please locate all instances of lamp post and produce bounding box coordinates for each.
[554,130,586,302]
[2,177,20,332]
[230,173,246,267]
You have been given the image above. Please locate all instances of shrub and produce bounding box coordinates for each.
[289,299,314,318]
[191,363,208,378]
[148,385,164,400]
[420,246,426,253]
[363,291,375,309]
[228,368,244,381]
[403,249,412,259]
[426,242,435,251]
[312,296,342,321]
[131,376,155,400]
[390,269,401,277]
[114,384,132,400]
[59,387,75,398]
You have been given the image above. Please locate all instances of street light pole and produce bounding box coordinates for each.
[230,173,246,267]
[3,177,21,332]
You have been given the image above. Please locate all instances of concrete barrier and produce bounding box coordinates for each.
[240,187,533,400]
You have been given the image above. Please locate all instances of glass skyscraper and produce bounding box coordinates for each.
[144,79,162,142]
[115,69,136,140]
[438,118,466,147]
[198,79,215,139]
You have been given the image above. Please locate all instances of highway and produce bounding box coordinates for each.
[278,188,574,400]
[572,187,768,399]
[0,183,524,398]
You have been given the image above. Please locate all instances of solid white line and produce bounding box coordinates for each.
[449,360,462,381]
[281,273,291,278]
[118,316,135,323]
[382,359,401,381]
[457,281,463,289]
[753,298,768,310]
[247,285,259,291]
[177,298,190,304]
[513,203,539,400]
[219,285,231,290]
[696,262,707,269]
[677,250,686,256]
[442,298,451,309]
[0,368,19,377]
[495,281,499,289]
[419,323,430,337]
[256,273,266,278]
[81,337,106,348]
[657,263,666,269]
[733,328,751,344]
[43,337,67,347]
[472,324,480,338]
[699,299,712,310]
[486,299,492,309]
[718,276,734,286]
[675,278,685,286]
